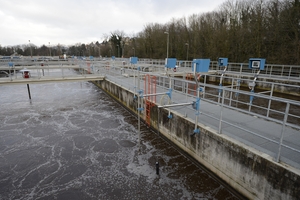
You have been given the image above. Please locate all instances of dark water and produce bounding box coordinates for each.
[0,79,243,199]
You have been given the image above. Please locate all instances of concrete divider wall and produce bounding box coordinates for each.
[93,79,300,200]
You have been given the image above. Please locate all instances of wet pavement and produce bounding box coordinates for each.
[0,74,244,199]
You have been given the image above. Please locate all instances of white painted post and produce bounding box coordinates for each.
[138,70,141,149]
[218,90,225,134]
[276,103,290,162]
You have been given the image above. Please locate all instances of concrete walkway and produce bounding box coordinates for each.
[105,72,300,170]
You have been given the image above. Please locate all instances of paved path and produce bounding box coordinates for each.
[105,72,300,170]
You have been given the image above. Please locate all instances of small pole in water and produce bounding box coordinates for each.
[27,84,31,99]
[156,162,159,175]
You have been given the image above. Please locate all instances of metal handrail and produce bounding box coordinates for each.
[1,58,299,167]
[54,60,300,169]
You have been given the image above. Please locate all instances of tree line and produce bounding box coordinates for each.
[1,0,299,65]
[135,0,300,65]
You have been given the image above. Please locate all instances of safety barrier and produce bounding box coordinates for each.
[95,62,300,169]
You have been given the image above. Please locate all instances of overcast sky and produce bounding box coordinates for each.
[0,0,226,47]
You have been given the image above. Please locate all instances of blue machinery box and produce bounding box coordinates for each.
[249,58,266,70]
[192,59,210,73]
[130,57,138,64]
[165,58,177,68]
[218,58,228,67]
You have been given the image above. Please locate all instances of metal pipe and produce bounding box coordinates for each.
[218,90,225,134]
[138,70,141,148]
[158,102,193,108]
[258,91,272,94]
[168,75,172,117]
[267,83,274,117]
[143,92,166,97]
[193,67,200,133]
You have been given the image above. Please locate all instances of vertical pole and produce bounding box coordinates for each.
[138,70,141,149]
[288,66,292,80]
[156,162,159,175]
[194,89,200,132]
[249,89,253,112]
[185,80,188,117]
[267,83,274,117]
[168,76,172,117]
[218,84,222,104]
[9,68,12,81]
[48,63,50,76]
[164,32,169,59]
[36,63,40,79]
[281,65,284,77]
[276,103,290,162]
[229,77,234,106]
[27,84,31,100]
[134,69,136,95]
[61,64,64,78]
[203,75,207,99]
[218,89,225,134]
[270,65,273,77]
[239,64,243,77]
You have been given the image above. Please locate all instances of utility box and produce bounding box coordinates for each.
[218,58,228,67]
[130,57,138,64]
[192,59,210,73]
[249,58,265,70]
[8,62,14,67]
[165,58,177,68]
[111,56,115,60]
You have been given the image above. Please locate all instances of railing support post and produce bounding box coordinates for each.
[276,103,290,162]
[267,83,274,117]
[218,89,225,134]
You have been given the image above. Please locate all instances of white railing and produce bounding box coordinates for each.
[95,61,300,169]
[1,58,299,168]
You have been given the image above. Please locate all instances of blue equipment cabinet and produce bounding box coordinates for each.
[130,57,138,64]
[249,58,266,70]
[165,58,176,68]
[218,58,228,67]
[192,59,210,73]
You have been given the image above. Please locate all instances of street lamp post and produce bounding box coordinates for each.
[164,31,169,59]
[185,43,189,61]
[117,45,120,58]
[98,46,101,58]
[49,42,51,57]
[122,42,125,58]
[29,40,32,57]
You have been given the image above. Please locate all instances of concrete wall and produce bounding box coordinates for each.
[93,79,300,200]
